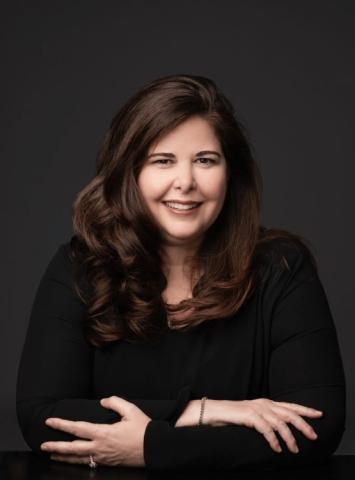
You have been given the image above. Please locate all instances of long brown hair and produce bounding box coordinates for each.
[69,73,318,348]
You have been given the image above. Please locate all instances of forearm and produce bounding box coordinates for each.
[17,389,192,454]
[144,386,345,471]
[17,397,121,455]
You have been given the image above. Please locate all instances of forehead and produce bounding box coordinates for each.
[148,116,221,153]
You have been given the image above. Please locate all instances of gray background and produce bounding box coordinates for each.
[1,0,354,453]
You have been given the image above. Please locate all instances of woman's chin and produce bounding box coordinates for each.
[162,230,203,245]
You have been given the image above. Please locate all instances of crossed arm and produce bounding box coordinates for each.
[16,245,346,470]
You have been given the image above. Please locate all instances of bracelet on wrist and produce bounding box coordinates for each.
[198,396,207,426]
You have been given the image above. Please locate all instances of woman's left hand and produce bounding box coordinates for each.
[40,396,152,467]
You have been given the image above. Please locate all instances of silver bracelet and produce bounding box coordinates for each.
[198,396,207,426]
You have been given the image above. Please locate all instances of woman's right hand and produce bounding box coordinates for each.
[206,398,323,454]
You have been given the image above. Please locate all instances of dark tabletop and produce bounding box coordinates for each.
[0,452,354,480]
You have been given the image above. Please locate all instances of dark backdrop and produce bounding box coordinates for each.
[1,0,354,453]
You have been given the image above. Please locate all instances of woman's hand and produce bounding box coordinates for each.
[40,396,151,467]
[185,398,323,454]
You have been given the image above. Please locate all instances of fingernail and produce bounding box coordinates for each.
[294,446,299,453]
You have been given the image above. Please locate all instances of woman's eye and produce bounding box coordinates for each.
[197,157,216,165]
[153,159,171,165]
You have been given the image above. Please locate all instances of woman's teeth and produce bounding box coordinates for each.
[164,202,200,210]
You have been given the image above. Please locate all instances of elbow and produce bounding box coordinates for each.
[295,423,345,469]
[310,413,346,462]
[16,400,45,455]
[310,389,346,462]
[289,399,346,466]
[16,400,74,456]
[269,385,346,467]
[16,400,53,455]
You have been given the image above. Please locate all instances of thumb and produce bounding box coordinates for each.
[100,396,135,418]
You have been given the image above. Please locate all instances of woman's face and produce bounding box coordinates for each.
[137,115,228,247]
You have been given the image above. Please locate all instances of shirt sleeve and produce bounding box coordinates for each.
[16,244,191,455]
[143,247,346,471]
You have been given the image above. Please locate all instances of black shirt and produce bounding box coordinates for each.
[16,239,346,471]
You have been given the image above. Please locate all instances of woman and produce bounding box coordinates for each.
[16,74,346,471]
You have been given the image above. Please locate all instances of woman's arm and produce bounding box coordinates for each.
[16,245,191,454]
[143,249,346,471]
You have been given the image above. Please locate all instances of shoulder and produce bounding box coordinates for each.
[258,238,337,351]
[46,241,74,269]
[42,237,83,285]
[52,235,87,266]
[257,235,319,293]
[38,238,91,306]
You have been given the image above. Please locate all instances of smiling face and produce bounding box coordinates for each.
[137,115,228,250]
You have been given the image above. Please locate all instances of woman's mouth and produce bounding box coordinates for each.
[162,201,202,215]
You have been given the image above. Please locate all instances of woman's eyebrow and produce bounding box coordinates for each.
[147,150,222,158]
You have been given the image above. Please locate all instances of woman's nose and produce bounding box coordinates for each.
[172,164,196,189]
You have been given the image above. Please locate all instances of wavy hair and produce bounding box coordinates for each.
[69,73,318,348]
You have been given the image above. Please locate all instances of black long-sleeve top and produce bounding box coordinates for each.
[16,239,346,471]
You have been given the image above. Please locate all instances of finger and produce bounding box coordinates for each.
[265,414,299,454]
[273,401,323,416]
[41,439,94,455]
[45,418,100,440]
[271,406,318,440]
[251,415,282,453]
[100,396,136,416]
[50,454,90,465]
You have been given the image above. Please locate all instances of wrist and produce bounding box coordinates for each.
[197,398,218,425]
[198,396,207,426]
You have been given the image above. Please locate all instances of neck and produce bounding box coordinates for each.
[161,238,201,277]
